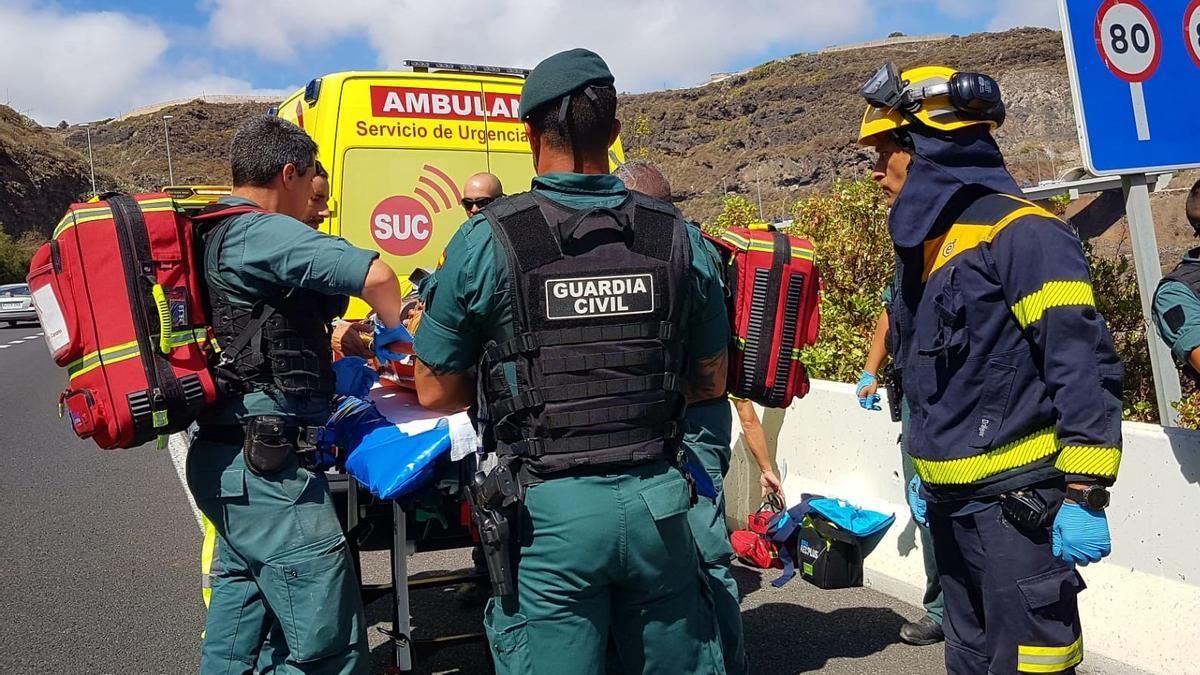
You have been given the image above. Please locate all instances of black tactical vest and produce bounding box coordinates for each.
[478,191,692,477]
[202,215,346,401]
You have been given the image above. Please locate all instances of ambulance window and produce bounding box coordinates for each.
[339,148,490,275]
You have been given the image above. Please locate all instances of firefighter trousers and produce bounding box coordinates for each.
[187,437,369,675]
[929,485,1085,674]
[483,461,726,675]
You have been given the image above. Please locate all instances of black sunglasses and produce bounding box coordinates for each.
[461,196,497,210]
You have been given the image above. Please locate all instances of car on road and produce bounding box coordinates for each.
[0,283,38,327]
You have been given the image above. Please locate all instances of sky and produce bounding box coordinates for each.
[0,0,1059,125]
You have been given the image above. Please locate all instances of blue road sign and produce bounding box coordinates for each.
[1059,0,1200,175]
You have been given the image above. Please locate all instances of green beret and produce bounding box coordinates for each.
[519,48,615,120]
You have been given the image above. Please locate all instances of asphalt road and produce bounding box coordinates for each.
[0,321,950,674]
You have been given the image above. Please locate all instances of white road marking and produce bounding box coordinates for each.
[8,340,25,344]
[22,334,40,340]
[0,345,8,349]
[168,432,203,530]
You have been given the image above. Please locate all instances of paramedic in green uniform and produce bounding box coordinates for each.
[615,158,785,675]
[187,115,409,675]
[412,49,728,675]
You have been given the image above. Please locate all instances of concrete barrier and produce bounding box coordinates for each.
[723,379,1199,675]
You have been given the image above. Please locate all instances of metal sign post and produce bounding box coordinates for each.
[1060,0,1200,426]
[1123,173,1182,426]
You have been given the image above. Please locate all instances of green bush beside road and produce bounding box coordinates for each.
[0,229,42,285]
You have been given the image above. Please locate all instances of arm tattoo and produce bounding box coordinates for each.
[686,350,729,403]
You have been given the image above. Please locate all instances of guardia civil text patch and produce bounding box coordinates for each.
[544,273,654,320]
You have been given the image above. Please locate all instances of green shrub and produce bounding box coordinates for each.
[0,229,43,285]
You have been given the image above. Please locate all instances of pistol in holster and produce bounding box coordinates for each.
[242,415,328,476]
[466,458,521,597]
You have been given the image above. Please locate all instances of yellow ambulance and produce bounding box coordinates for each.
[275,60,625,317]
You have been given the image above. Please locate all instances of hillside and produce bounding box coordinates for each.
[0,105,106,237]
[56,100,274,193]
[616,28,1079,223]
[1,26,1195,263]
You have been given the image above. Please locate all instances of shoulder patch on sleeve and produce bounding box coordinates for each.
[1166,305,1187,334]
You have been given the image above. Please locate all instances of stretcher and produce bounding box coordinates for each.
[329,385,486,672]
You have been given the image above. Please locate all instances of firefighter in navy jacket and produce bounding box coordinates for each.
[857,64,1124,675]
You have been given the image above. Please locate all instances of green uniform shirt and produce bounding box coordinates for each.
[1153,249,1200,364]
[414,173,729,372]
[200,195,378,425]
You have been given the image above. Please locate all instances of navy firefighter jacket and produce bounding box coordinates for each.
[885,129,1124,501]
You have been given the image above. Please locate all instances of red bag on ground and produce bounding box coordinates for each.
[27,193,258,449]
[731,495,786,569]
[705,225,821,408]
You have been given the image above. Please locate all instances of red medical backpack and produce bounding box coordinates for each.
[705,225,821,408]
[27,194,258,449]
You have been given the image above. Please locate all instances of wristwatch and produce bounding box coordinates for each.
[1066,484,1110,510]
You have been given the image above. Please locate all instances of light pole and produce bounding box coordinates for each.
[162,114,175,186]
[81,123,96,196]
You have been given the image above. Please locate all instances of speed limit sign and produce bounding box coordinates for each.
[1094,0,1161,139]
[1186,0,1200,68]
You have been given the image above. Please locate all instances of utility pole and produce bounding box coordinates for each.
[82,123,97,196]
[162,114,175,186]
[756,169,764,221]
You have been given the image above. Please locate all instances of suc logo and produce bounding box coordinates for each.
[371,195,432,256]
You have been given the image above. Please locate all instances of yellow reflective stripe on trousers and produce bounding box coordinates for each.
[1011,280,1095,329]
[1056,445,1121,479]
[912,427,1058,486]
[1018,636,1083,673]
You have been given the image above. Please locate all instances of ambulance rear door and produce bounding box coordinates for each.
[333,74,523,314]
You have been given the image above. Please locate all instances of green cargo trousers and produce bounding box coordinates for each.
[683,403,747,675]
[483,461,726,675]
[186,436,369,675]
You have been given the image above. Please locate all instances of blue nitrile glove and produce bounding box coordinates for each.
[907,474,927,526]
[333,357,379,399]
[856,370,881,411]
[372,319,414,363]
[1052,501,1111,565]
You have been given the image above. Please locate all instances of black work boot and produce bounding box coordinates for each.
[899,616,944,646]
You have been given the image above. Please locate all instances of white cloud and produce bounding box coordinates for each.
[986,0,1060,31]
[204,0,876,92]
[0,1,288,124]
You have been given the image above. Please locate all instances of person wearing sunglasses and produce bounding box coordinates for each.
[461,172,503,216]
[857,63,1123,675]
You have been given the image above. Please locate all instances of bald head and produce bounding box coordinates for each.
[1188,179,1200,234]
[614,160,672,201]
[463,172,503,216]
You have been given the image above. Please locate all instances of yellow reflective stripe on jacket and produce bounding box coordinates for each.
[1056,445,1121,479]
[922,201,1060,281]
[1011,280,1095,329]
[67,340,141,380]
[912,427,1058,486]
[1017,636,1083,673]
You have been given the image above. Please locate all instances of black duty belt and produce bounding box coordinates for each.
[194,423,323,447]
